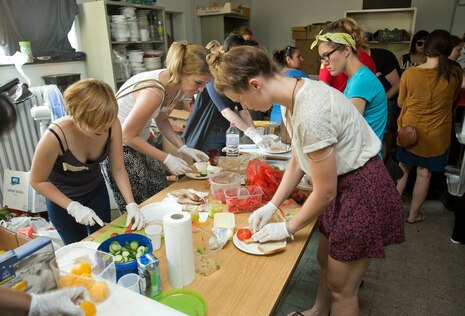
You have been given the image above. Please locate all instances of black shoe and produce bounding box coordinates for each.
[450,237,465,245]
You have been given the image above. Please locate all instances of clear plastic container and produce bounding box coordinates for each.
[51,247,115,303]
[225,185,263,213]
[208,171,241,203]
[192,228,221,276]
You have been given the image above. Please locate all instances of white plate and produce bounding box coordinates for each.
[262,145,291,154]
[140,201,183,222]
[233,231,265,255]
[185,172,208,180]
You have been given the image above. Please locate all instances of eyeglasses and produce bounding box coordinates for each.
[319,48,339,63]
[416,40,425,47]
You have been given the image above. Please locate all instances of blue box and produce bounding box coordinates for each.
[0,228,57,293]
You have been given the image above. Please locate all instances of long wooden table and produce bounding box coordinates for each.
[86,177,316,316]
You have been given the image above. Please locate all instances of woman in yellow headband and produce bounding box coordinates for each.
[316,18,376,92]
[313,22,388,152]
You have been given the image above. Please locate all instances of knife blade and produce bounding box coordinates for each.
[103,222,126,229]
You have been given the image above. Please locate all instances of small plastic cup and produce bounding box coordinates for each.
[117,273,140,293]
[145,224,162,250]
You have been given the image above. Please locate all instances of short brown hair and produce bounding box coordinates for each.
[165,41,210,85]
[207,46,278,94]
[64,79,118,130]
[324,18,367,51]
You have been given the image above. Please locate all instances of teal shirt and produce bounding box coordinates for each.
[344,66,387,143]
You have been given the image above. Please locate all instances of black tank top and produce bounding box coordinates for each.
[48,123,112,198]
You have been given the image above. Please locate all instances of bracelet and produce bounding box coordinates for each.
[285,221,295,240]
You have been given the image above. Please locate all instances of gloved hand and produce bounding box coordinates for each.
[244,127,263,144]
[248,201,278,233]
[179,145,209,162]
[126,202,146,231]
[252,222,290,243]
[28,286,86,316]
[67,201,104,227]
[163,154,190,175]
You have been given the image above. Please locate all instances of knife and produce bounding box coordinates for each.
[103,222,126,229]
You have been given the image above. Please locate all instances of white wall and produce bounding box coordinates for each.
[250,0,464,53]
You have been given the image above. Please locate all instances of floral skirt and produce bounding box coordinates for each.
[102,138,168,211]
[319,156,405,261]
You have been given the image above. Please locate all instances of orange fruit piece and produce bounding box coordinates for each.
[58,275,76,288]
[89,281,110,303]
[70,261,92,276]
[73,274,95,290]
[80,300,96,316]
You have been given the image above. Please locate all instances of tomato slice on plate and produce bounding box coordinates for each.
[237,228,252,241]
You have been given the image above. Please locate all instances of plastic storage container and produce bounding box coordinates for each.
[192,228,221,276]
[208,172,241,203]
[225,185,263,213]
[51,246,115,303]
[98,233,153,281]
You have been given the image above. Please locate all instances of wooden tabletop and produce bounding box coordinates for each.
[87,177,316,316]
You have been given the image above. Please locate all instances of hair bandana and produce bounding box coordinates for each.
[310,31,356,50]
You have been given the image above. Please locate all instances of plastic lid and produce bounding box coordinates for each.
[156,288,207,316]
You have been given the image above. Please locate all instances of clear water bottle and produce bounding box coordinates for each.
[226,123,240,157]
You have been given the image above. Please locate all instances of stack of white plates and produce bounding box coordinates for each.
[144,56,162,70]
[127,50,145,75]
[111,15,129,41]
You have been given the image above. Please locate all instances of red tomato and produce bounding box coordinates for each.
[124,230,133,234]
[127,223,133,230]
[110,232,119,237]
[237,228,252,241]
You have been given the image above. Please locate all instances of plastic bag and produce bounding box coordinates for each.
[246,160,283,201]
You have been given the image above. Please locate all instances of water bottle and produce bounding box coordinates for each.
[226,123,240,157]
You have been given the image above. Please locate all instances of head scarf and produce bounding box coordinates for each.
[310,31,356,50]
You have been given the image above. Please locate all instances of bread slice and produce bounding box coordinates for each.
[257,241,287,255]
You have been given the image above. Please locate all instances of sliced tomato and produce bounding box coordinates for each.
[110,232,119,237]
[237,228,252,241]
[124,230,133,234]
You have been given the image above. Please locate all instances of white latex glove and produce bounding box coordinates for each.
[67,201,104,227]
[163,154,190,175]
[252,222,290,243]
[244,127,263,144]
[179,145,209,162]
[248,201,278,233]
[126,202,146,231]
[28,286,86,316]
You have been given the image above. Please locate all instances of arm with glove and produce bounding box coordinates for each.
[252,147,337,243]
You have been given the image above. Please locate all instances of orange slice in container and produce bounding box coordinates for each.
[89,281,110,303]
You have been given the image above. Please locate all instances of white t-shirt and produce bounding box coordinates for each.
[117,69,183,141]
[291,78,380,176]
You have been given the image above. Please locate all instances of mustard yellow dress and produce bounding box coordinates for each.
[397,63,463,170]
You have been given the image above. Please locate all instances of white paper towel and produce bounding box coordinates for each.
[163,212,195,288]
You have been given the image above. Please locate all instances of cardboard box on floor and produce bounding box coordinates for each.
[0,226,57,293]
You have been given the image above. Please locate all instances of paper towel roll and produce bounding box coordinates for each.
[163,212,195,288]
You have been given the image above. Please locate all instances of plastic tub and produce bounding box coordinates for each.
[225,185,263,213]
[192,228,221,276]
[208,172,241,203]
[98,233,153,281]
[51,247,115,303]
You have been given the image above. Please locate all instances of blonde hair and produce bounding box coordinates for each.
[207,46,278,94]
[206,40,222,52]
[64,79,117,130]
[165,41,210,85]
[327,17,368,50]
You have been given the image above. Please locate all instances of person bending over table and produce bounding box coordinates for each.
[102,42,210,211]
[30,79,145,245]
[207,46,404,316]
[183,34,274,152]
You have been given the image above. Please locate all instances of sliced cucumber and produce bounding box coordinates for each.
[114,254,123,263]
[122,250,130,258]
[129,240,139,250]
[109,241,121,253]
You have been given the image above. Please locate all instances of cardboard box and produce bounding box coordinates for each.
[292,26,308,40]
[294,39,321,75]
[3,169,47,213]
[307,22,329,39]
[0,227,57,293]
